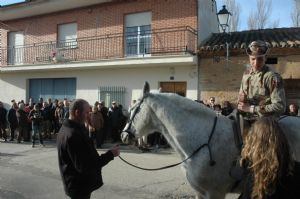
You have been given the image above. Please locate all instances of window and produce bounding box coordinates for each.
[8,31,24,65]
[125,12,151,57]
[266,57,278,64]
[126,25,151,56]
[57,23,77,48]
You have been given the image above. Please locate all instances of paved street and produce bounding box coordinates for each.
[0,140,239,199]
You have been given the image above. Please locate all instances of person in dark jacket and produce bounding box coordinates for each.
[57,99,120,199]
[16,103,29,143]
[8,102,19,141]
[0,101,8,141]
[29,104,44,147]
[221,101,233,116]
[98,101,109,144]
[238,117,300,199]
[108,101,123,143]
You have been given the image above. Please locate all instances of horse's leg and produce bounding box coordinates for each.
[195,191,226,199]
[207,191,226,199]
[196,192,206,199]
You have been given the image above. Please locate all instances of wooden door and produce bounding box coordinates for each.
[159,82,187,97]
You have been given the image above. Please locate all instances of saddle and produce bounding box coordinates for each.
[227,109,243,152]
[227,110,246,191]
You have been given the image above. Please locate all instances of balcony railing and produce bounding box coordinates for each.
[0,26,197,66]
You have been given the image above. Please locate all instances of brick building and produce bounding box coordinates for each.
[0,0,219,108]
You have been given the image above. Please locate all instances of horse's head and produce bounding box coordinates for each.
[121,81,159,144]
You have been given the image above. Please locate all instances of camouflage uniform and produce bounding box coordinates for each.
[239,65,286,119]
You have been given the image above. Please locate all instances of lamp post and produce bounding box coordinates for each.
[217,5,231,63]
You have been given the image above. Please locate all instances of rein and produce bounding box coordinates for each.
[119,116,218,171]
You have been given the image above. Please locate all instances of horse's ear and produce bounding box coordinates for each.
[143,81,150,95]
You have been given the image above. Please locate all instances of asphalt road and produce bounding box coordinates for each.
[0,140,239,199]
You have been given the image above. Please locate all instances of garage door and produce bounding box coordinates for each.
[29,78,76,103]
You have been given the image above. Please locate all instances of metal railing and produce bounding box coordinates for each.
[0,26,197,66]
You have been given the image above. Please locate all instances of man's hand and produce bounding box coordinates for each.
[237,102,250,113]
[110,145,120,157]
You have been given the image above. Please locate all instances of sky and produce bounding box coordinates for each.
[216,0,297,30]
[0,0,297,31]
[0,0,25,6]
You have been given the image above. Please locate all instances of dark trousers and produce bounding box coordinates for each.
[110,126,120,142]
[69,192,91,199]
[17,126,28,142]
[54,119,61,134]
[10,125,17,141]
[32,124,44,145]
[95,128,104,148]
[0,123,7,140]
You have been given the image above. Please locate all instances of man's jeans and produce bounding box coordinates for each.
[32,124,43,145]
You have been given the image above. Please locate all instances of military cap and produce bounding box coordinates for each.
[246,40,269,57]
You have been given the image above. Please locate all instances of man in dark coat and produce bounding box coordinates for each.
[16,103,29,143]
[108,101,123,143]
[8,102,18,141]
[99,101,109,143]
[0,101,8,141]
[57,99,120,199]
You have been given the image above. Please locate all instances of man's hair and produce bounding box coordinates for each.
[69,99,88,115]
[240,117,293,199]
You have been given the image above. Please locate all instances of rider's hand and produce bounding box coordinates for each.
[237,102,250,113]
[110,144,120,157]
[238,92,247,103]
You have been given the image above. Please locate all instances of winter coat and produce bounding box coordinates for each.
[8,108,18,128]
[0,107,7,127]
[57,119,114,196]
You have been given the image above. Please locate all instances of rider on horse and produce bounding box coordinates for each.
[236,41,300,198]
[237,40,286,130]
[237,40,286,119]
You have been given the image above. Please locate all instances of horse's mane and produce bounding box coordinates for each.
[148,92,215,115]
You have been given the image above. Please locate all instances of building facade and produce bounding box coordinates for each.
[0,0,218,108]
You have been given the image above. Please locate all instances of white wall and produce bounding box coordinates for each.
[0,64,198,109]
[197,0,219,44]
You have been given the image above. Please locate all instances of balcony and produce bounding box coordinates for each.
[0,26,197,67]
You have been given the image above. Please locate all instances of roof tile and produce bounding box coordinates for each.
[199,27,300,52]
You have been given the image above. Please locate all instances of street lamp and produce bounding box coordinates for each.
[217,5,231,65]
[217,5,231,33]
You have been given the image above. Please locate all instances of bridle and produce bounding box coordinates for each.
[120,95,218,171]
[122,96,145,140]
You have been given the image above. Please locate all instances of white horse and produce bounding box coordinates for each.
[121,82,300,199]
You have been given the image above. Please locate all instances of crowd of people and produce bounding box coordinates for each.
[196,96,234,116]
[0,98,71,147]
[0,97,132,148]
